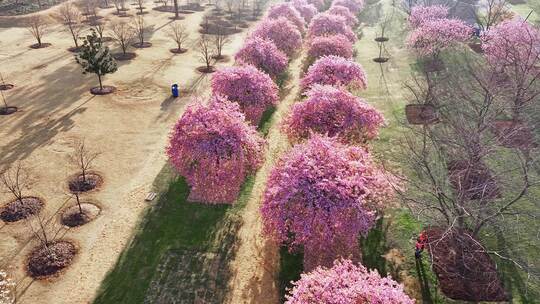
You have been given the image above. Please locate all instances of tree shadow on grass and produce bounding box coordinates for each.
[93,166,256,304]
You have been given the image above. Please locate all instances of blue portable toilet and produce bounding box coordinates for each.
[171,84,179,98]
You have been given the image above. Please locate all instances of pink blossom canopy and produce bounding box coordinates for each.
[481,18,540,72]
[307,12,357,43]
[211,65,279,125]
[283,85,384,144]
[251,17,303,56]
[235,36,288,78]
[292,0,318,23]
[307,34,354,60]
[286,259,415,304]
[301,55,368,91]
[261,136,393,268]
[267,3,306,33]
[331,0,364,14]
[167,97,265,204]
[407,18,472,56]
[328,4,358,27]
[408,5,449,28]
[307,0,325,11]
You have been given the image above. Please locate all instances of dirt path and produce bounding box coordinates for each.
[0,2,262,303]
[225,52,306,303]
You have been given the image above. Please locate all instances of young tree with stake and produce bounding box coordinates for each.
[75,30,118,94]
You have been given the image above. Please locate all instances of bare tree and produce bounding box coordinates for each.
[135,0,146,14]
[474,0,511,31]
[212,27,230,60]
[165,22,189,53]
[197,34,215,72]
[132,15,149,47]
[93,19,108,41]
[26,15,49,48]
[113,0,128,15]
[397,51,540,295]
[172,0,179,19]
[0,163,29,205]
[70,140,101,188]
[0,73,9,112]
[109,21,136,55]
[57,3,84,50]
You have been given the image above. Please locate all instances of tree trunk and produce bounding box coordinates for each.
[173,0,179,18]
[97,74,103,90]
[75,193,83,214]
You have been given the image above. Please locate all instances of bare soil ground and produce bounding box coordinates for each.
[0,1,258,303]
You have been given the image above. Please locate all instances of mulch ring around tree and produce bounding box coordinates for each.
[0,106,18,115]
[67,46,82,53]
[29,43,52,49]
[132,42,152,48]
[27,240,78,279]
[491,120,537,150]
[113,52,137,61]
[68,173,103,193]
[61,203,101,227]
[179,10,195,14]
[180,4,204,11]
[373,57,389,63]
[197,66,216,73]
[0,197,44,223]
[405,104,439,125]
[468,42,483,54]
[374,36,389,42]
[425,228,509,302]
[90,86,116,95]
[0,83,14,90]
[447,160,500,201]
[153,5,174,12]
[170,48,188,54]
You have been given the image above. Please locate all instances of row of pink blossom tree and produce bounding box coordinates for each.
[166,1,413,300]
[256,1,414,302]
[166,1,305,204]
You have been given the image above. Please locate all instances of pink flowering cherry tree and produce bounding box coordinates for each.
[211,65,279,126]
[235,36,288,78]
[261,136,394,270]
[406,18,472,58]
[267,3,306,33]
[167,97,265,204]
[283,85,384,144]
[331,0,364,14]
[292,0,318,23]
[251,17,303,57]
[408,5,449,28]
[481,18,540,73]
[481,18,540,118]
[307,13,357,43]
[328,4,358,28]
[307,34,354,61]
[307,0,325,11]
[301,55,367,91]
[285,259,415,304]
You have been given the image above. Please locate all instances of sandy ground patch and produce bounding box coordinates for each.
[0,1,262,303]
